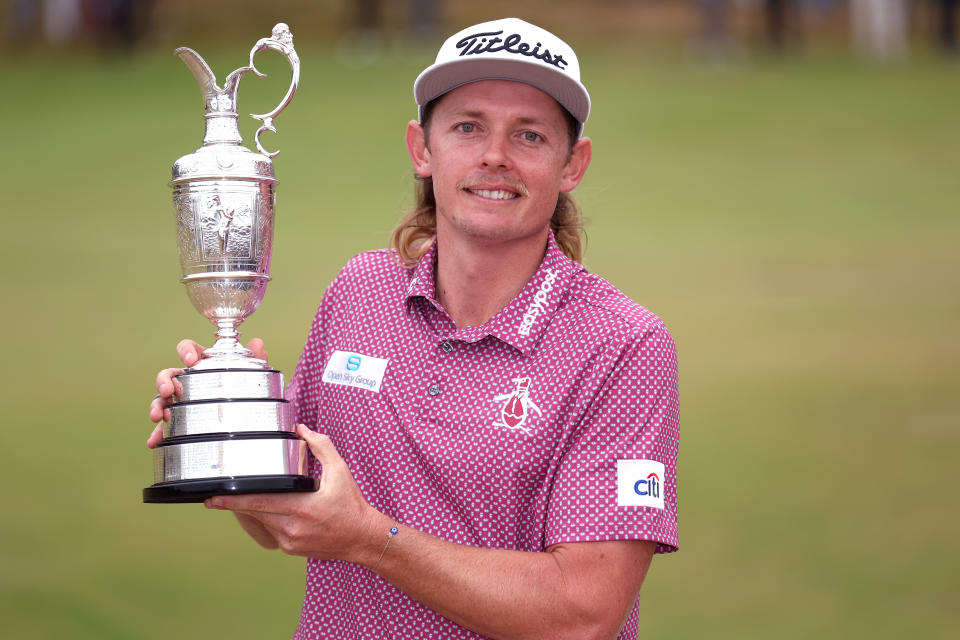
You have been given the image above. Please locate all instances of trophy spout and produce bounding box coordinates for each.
[173,47,218,102]
[174,46,248,147]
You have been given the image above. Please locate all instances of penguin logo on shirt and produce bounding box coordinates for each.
[492,377,542,435]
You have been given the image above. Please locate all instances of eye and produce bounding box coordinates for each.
[457,122,476,133]
[522,131,542,143]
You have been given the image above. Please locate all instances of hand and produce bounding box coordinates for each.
[205,425,383,564]
[146,337,268,448]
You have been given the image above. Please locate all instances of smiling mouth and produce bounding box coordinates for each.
[465,188,520,200]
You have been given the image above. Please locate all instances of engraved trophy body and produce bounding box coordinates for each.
[143,24,318,503]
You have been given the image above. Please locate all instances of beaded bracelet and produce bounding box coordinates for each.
[374,525,400,572]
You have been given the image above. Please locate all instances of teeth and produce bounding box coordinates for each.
[469,188,517,200]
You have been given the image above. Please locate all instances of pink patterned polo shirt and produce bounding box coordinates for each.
[287,232,679,639]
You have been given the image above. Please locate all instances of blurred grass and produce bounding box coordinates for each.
[1,34,958,640]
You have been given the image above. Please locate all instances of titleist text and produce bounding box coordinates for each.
[456,30,569,70]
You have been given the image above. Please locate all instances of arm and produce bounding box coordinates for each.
[208,428,656,640]
[370,520,655,640]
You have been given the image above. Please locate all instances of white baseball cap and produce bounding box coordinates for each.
[413,17,591,137]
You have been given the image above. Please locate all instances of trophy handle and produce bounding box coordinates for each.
[246,23,300,158]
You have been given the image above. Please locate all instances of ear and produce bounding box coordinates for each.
[560,136,592,193]
[406,120,432,178]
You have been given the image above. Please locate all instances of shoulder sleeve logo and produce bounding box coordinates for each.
[616,459,666,509]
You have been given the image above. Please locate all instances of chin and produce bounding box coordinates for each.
[462,222,548,246]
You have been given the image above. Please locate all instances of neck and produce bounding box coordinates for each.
[434,230,549,329]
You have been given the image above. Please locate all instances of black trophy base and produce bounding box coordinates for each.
[143,475,319,503]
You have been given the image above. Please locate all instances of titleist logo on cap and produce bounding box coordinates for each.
[455,30,569,70]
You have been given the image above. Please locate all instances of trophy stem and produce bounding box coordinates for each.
[214,319,241,342]
[209,320,247,354]
[194,320,264,368]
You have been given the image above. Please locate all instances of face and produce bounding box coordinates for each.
[406,80,591,250]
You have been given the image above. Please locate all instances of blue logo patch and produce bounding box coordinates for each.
[346,354,362,371]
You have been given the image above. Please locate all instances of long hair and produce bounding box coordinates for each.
[390,101,587,267]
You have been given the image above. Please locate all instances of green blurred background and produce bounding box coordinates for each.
[1,1,957,638]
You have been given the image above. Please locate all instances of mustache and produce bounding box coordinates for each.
[457,175,529,198]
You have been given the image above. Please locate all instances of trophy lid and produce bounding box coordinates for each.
[170,23,299,186]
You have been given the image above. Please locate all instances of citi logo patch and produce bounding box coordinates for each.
[616,459,666,509]
[322,350,389,393]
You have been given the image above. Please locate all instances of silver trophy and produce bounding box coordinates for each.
[144,24,318,503]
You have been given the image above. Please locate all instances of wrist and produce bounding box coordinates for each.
[349,507,395,569]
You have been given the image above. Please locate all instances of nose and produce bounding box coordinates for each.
[479,131,512,170]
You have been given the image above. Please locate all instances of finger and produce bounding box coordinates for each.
[148,395,167,423]
[148,401,174,426]
[225,510,289,535]
[155,368,185,399]
[205,492,300,516]
[176,339,206,367]
[233,511,282,544]
[246,337,268,362]
[297,425,342,470]
[147,423,164,449]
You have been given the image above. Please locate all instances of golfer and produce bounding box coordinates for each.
[150,17,679,639]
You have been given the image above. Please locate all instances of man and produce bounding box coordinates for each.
[150,17,678,640]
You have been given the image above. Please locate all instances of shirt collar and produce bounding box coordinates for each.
[404,239,439,303]
[404,232,584,355]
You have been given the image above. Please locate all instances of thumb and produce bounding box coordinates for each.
[176,339,206,367]
[246,337,268,362]
[297,424,341,468]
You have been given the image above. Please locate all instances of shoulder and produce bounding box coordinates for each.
[337,248,405,280]
[564,270,675,350]
[307,248,411,339]
[328,248,410,294]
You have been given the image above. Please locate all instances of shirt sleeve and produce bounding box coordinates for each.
[544,319,679,554]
